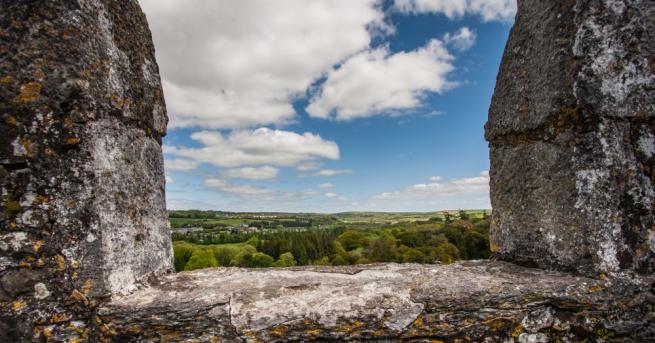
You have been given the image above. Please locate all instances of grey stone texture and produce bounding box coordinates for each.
[100,262,655,342]
[0,0,171,340]
[486,0,655,275]
[2,0,655,342]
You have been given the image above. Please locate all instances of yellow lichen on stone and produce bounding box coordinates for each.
[21,137,33,157]
[63,117,74,128]
[243,330,260,343]
[490,242,499,253]
[33,240,45,252]
[70,289,89,305]
[511,324,524,337]
[82,279,94,295]
[0,75,13,83]
[339,320,364,333]
[16,82,42,103]
[270,325,288,336]
[52,313,72,323]
[304,328,321,335]
[486,318,511,331]
[5,115,17,125]
[65,137,81,145]
[588,284,603,293]
[4,199,21,217]
[12,299,27,312]
[127,325,142,334]
[42,326,53,339]
[56,255,66,271]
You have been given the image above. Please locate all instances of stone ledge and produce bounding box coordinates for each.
[99,261,655,342]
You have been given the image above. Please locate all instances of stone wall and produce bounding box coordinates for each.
[0,1,171,340]
[1,0,654,342]
[486,0,655,275]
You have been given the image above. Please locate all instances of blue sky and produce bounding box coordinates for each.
[140,0,515,212]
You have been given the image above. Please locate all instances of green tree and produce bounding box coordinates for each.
[184,249,219,271]
[338,230,369,251]
[434,242,460,264]
[241,252,275,268]
[402,248,426,263]
[230,245,258,266]
[246,236,260,247]
[173,242,196,272]
[210,245,240,266]
[366,234,399,262]
[331,254,349,266]
[274,252,297,267]
[311,256,331,266]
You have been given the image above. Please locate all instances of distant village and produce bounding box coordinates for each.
[172,223,260,235]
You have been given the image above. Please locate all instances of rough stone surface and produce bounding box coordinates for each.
[0,0,171,341]
[100,261,655,342]
[3,0,655,341]
[486,0,655,275]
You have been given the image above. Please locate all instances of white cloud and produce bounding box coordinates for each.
[306,40,455,120]
[166,198,219,210]
[165,128,339,167]
[443,27,477,52]
[324,192,338,198]
[429,176,442,182]
[140,0,391,129]
[393,0,516,22]
[372,170,489,200]
[165,158,200,171]
[317,183,334,189]
[296,162,323,172]
[165,176,174,184]
[220,166,279,180]
[313,169,353,177]
[204,178,273,195]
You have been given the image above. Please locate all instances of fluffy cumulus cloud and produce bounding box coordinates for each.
[204,179,273,195]
[140,0,390,129]
[443,27,477,52]
[296,162,323,172]
[164,128,339,168]
[373,171,489,200]
[165,158,200,171]
[220,166,279,180]
[394,0,516,22]
[313,169,354,177]
[317,183,334,189]
[306,40,455,120]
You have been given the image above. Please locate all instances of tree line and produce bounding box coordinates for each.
[173,217,491,271]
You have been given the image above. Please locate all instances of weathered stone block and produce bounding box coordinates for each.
[0,0,170,340]
[487,0,655,275]
[100,262,655,342]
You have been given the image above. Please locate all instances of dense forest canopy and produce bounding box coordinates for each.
[171,210,491,271]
